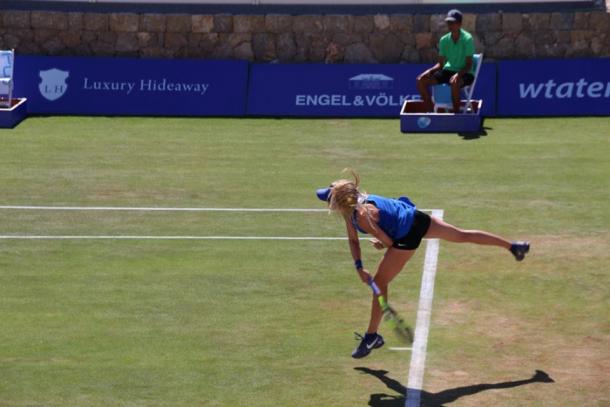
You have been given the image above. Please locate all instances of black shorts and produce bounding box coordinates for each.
[392,210,432,251]
[433,69,474,87]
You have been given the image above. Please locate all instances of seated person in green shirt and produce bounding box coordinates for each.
[417,9,475,113]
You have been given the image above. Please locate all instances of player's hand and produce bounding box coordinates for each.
[369,238,385,250]
[450,73,460,85]
[357,268,371,284]
[417,70,431,81]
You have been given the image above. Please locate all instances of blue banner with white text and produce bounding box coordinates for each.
[247,63,497,117]
[498,58,610,116]
[13,55,249,116]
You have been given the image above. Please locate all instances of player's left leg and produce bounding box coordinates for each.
[352,247,416,359]
[367,247,417,334]
[425,216,530,260]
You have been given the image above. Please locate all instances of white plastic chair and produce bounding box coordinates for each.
[0,49,14,108]
[432,53,483,114]
[463,53,483,113]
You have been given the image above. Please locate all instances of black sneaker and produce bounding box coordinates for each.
[510,241,530,261]
[351,332,384,359]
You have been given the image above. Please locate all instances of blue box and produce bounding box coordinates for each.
[400,100,483,133]
[0,98,27,128]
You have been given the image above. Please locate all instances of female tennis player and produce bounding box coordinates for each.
[316,170,529,359]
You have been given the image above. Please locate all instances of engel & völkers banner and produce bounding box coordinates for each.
[247,63,497,117]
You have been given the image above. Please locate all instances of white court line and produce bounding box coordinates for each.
[405,209,444,407]
[0,205,437,213]
[0,236,436,241]
[390,347,413,351]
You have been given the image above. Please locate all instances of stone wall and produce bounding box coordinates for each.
[1,9,609,63]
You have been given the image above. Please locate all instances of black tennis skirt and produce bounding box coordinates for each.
[392,210,432,251]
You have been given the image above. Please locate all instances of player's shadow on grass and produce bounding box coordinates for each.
[354,367,554,407]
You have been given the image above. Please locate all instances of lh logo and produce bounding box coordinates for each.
[39,68,69,101]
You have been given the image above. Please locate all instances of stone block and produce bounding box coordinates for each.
[265,14,293,33]
[589,11,607,32]
[234,15,265,33]
[252,32,276,61]
[41,37,64,55]
[83,13,108,32]
[477,13,502,32]
[332,32,363,47]
[165,32,187,49]
[309,33,331,62]
[396,32,415,47]
[389,14,413,32]
[373,14,390,31]
[555,30,571,44]
[481,31,502,46]
[34,28,56,43]
[233,42,254,60]
[536,31,559,46]
[415,32,433,49]
[572,12,589,30]
[137,32,159,48]
[3,10,30,28]
[211,42,233,59]
[369,32,403,63]
[352,15,373,33]
[488,36,515,59]
[323,15,352,33]
[277,32,297,61]
[429,14,446,33]
[82,31,96,43]
[462,13,476,32]
[502,13,522,33]
[200,33,219,53]
[225,33,251,48]
[412,14,430,32]
[419,47,437,63]
[344,42,376,63]
[550,12,573,30]
[192,15,214,33]
[526,13,551,30]
[293,15,323,32]
[140,14,166,32]
[401,46,420,62]
[140,47,171,58]
[68,12,83,30]
[109,13,139,32]
[514,33,534,58]
[31,11,67,30]
[214,14,233,33]
[116,32,139,52]
[58,30,81,48]
[166,14,190,32]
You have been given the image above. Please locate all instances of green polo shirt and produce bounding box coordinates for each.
[439,29,475,74]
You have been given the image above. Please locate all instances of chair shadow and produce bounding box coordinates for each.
[354,367,554,407]
[458,125,491,140]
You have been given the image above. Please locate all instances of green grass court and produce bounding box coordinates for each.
[0,116,609,406]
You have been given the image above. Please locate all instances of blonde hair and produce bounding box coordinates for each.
[328,169,376,230]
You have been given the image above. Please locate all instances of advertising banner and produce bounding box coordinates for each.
[498,58,610,116]
[14,55,249,116]
[247,63,497,117]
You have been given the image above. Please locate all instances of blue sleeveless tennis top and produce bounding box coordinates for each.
[352,194,417,240]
